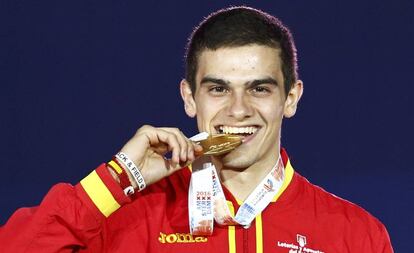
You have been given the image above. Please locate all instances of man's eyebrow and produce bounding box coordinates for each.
[247,78,279,87]
[200,77,230,86]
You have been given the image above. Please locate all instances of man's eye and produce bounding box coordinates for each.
[209,86,228,94]
[251,86,270,93]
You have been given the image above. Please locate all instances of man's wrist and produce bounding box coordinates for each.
[115,152,146,191]
[114,159,139,189]
[106,165,121,184]
[107,158,136,196]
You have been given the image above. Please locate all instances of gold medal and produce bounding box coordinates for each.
[196,134,242,156]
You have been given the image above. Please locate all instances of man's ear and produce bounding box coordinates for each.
[180,79,197,118]
[284,80,304,118]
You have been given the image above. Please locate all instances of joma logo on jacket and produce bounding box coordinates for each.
[158,232,208,244]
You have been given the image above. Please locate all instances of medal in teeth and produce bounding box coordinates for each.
[192,132,243,156]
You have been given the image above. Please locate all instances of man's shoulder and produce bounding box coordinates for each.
[287,172,393,250]
[295,172,386,229]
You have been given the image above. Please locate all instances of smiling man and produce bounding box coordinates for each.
[180,44,301,202]
[0,6,393,253]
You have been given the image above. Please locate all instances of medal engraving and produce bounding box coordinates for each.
[197,134,242,156]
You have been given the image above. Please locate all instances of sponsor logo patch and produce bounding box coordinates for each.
[277,234,324,253]
[158,232,208,244]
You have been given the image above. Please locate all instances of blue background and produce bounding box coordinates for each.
[1,0,413,251]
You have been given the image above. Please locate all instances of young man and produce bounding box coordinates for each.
[0,6,393,252]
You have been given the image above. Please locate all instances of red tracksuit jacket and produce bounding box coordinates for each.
[0,150,393,252]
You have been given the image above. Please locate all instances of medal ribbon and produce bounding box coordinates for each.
[188,156,285,235]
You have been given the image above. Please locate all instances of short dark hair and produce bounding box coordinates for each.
[185,6,298,96]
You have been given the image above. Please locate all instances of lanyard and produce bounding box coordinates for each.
[188,156,285,235]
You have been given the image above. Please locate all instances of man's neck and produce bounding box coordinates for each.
[213,151,280,202]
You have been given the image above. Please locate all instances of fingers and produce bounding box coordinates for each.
[161,128,188,162]
[137,126,202,167]
[141,128,181,164]
[158,128,201,165]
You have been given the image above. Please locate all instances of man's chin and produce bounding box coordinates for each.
[218,150,256,170]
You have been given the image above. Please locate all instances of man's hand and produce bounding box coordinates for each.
[117,125,203,188]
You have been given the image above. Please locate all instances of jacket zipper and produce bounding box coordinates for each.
[243,227,249,253]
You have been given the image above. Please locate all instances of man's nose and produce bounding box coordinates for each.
[227,93,253,120]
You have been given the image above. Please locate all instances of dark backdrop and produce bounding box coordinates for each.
[1,0,413,251]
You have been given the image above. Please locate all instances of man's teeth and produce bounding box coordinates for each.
[218,126,258,134]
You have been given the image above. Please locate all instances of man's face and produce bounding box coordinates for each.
[181,45,302,170]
